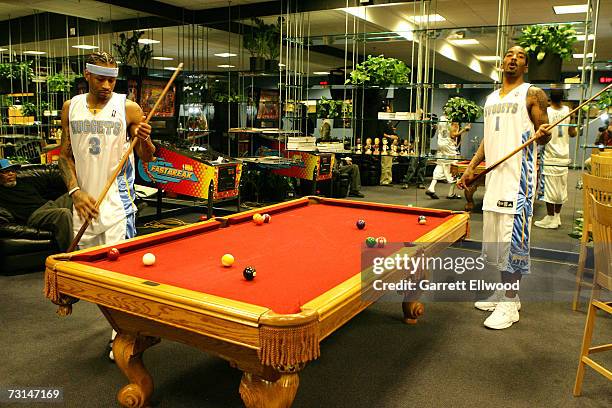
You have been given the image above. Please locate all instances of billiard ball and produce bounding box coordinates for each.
[253,214,264,225]
[221,254,234,267]
[199,215,207,221]
[142,252,156,266]
[356,219,366,230]
[376,237,387,248]
[108,247,120,261]
[365,237,377,248]
[263,214,271,223]
[418,215,427,225]
[243,266,256,281]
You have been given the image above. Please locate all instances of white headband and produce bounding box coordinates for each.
[85,63,118,77]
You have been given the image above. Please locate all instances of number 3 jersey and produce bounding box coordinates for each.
[69,92,137,237]
[482,82,537,215]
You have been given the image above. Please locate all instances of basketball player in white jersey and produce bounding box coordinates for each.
[534,89,576,229]
[458,46,551,329]
[58,51,155,358]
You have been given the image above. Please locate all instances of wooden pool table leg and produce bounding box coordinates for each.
[113,333,160,408]
[239,366,301,408]
[402,301,424,324]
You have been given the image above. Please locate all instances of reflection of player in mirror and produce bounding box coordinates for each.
[127,86,137,102]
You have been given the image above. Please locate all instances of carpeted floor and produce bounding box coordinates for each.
[2,169,610,407]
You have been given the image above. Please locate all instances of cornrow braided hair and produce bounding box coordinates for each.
[86,51,117,66]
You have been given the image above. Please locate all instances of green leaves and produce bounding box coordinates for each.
[517,24,577,61]
[347,55,411,87]
[0,61,34,81]
[317,96,350,119]
[113,31,152,68]
[443,97,483,123]
[46,73,74,92]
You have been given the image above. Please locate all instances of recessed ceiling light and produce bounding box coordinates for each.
[152,56,173,61]
[214,53,237,58]
[72,44,98,50]
[0,48,7,52]
[573,53,594,58]
[23,50,46,55]
[448,39,479,45]
[164,66,178,71]
[138,38,160,44]
[553,4,588,14]
[278,63,286,67]
[408,14,445,23]
[313,71,330,75]
[575,34,595,41]
[217,64,235,68]
[476,55,501,61]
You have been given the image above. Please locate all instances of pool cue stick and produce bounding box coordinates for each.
[464,82,612,187]
[67,63,184,252]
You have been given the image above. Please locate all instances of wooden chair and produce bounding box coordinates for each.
[573,174,612,310]
[591,153,612,178]
[573,195,612,396]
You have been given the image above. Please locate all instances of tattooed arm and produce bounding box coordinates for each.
[527,86,551,145]
[60,100,98,221]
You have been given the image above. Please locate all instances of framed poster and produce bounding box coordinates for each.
[257,89,280,121]
[139,78,176,117]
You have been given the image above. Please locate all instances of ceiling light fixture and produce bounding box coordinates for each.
[138,38,160,45]
[214,53,237,58]
[553,4,588,14]
[573,53,594,59]
[409,14,445,24]
[278,63,286,67]
[448,39,479,45]
[152,56,174,61]
[23,50,46,55]
[164,67,178,71]
[575,34,595,41]
[72,44,98,50]
[217,64,235,68]
[0,48,8,52]
[313,71,330,75]
[476,55,501,61]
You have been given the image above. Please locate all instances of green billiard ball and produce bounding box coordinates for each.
[365,237,377,248]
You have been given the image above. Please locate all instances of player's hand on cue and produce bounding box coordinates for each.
[135,116,152,141]
[457,167,475,190]
[535,123,551,141]
[73,190,99,221]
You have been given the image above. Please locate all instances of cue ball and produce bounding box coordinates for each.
[221,254,235,267]
[418,215,427,225]
[365,237,377,248]
[108,248,120,261]
[376,237,387,248]
[243,266,256,281]
[263,214,271,223]
[356,219,366,230]
[142,253,156,266]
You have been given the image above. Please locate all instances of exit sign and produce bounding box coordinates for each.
[600,77,612,84]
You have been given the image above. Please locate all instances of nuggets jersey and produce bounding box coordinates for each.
[542,105,571,176]
[69,92,137,239]
[482,83,536,215]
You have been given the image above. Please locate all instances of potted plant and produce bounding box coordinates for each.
[0,61,34,93]
[132,31,153,76]
[443,97,483,124]
[46,73,72,93]
[264,17,282,72]
[517,24,577,82]
[113,32,137,77]
[347,55,411,140]
[317,96,343,119]
[244,18,267,72]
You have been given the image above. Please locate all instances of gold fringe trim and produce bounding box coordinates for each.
[258,321,320,367]
[44,268,59,303]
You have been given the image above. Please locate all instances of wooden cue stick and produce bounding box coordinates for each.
[67,63,184,252]
[464,82,612,187]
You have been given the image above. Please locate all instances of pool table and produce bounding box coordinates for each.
[45,197,469,408]
[451,161,487,212]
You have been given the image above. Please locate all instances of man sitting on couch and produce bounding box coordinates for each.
[0,159,73,251]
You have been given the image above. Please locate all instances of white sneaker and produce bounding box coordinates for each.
[475,290,521,311]
[484,301,519,329]
[534,215,559,229]
[554,213,562,226]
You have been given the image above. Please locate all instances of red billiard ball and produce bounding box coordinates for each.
[356,219,366,230]
[199,215,207,221]
[108,248,120,261]
[376,237,387,248]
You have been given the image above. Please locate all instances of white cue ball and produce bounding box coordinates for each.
[142,252,156,266]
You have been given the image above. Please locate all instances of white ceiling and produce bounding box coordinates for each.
[0,0,608,80]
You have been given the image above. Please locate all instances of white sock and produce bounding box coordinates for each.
[555,213,561,225]
[447,183,455,196]
[428,180,437,191]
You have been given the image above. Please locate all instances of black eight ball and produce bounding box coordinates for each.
[243,266,256,281]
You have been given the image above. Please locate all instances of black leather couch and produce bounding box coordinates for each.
[0,164,67,275]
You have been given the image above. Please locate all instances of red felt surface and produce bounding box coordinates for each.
[77,202,455,314]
